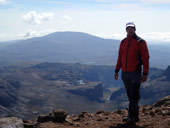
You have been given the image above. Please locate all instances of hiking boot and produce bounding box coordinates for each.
[122,116,129,122]
[122,115,135,124]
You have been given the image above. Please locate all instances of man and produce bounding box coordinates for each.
[114,22,149,123]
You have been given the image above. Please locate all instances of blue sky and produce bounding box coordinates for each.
[0,0,170,43]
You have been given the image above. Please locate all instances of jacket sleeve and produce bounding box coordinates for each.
[140,41,150,75]
[115,43,122,73]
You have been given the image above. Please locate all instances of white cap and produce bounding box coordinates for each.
[126,22,135,28]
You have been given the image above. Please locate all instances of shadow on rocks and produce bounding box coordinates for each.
[109,122,145,128]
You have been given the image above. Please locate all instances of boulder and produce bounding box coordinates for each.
[53,110,67,122]
[0,117,23,128]
[23,120,39,128]
[37,110,67,123]
[154,95,170,107]
[37,115,54,123]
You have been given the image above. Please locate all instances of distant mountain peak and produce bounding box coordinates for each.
[40,31,107,40]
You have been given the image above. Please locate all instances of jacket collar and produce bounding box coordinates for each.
[127,33,137,39]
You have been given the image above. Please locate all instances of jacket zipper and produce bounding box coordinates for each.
[126,38,131,71]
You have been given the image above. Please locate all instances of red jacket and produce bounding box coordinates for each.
[115,34,149,75]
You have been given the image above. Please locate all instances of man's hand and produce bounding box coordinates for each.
[114,73,119,80]
[141,75,147,83]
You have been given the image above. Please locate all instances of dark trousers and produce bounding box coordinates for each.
[121,71,142,117]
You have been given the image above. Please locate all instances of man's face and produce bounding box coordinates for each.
[126,26,135,36]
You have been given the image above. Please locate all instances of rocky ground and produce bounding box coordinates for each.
[22,95,170,128]
[1,95,170,128]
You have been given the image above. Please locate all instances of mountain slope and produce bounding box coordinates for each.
[0,32,119,66]
[0,31,170,68]
[0,62,169,120]
[0,62,122,120]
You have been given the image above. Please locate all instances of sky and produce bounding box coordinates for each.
[0,0,170,44]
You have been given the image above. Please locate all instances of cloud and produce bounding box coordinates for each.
[95,33,123,40]
[0,34,6,38]
[95,0,170,7]
[41,0,70,4]
[95,0,148,10]
[63,15,72,21]
[113,3,144,10]
[0,34,7,42]
[22,11,54,25]
[141,0,170,4]
[0,0,20,8]
[0,0,10,5]
[62,15,72,24]
[141,32,170,42]
[23,29,56,38]
[96,32,170,43]
[95,0,140,3]
[95,0,109,3]
[96,0,170,3]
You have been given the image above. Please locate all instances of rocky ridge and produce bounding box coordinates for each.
[0,63,107,119]
[109,66,170,106]
[26,95,170,128]
[1,95,169,128]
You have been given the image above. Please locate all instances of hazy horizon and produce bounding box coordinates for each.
[0,0,170,43]
[1,31,170,46]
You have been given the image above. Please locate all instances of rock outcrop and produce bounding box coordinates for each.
[37,110,67,123]
[109,66,170,106]
[67,82,103,101]
[154,95,170,107]
[22,95,170,128]
[0,117,23,128]
[0,63,108,119]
